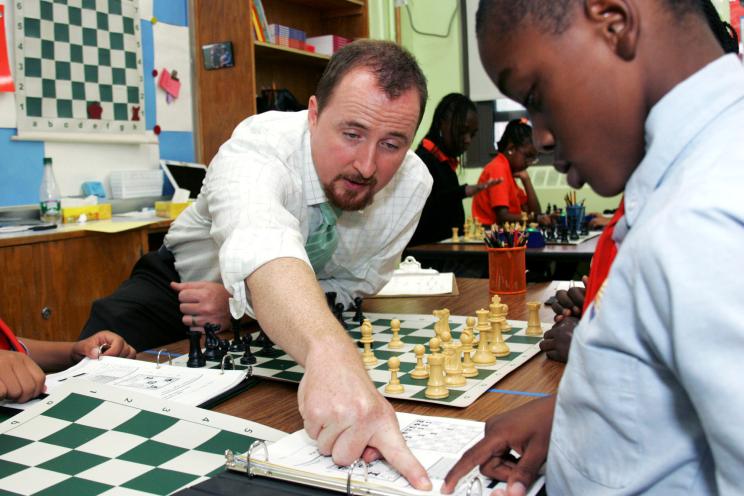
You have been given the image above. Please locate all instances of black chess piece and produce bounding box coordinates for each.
[353,296,365,323]
[186,331,206,368]
[218,339,230,360]
[325,291,337,310]
[229,318,245,352]
[240,330,257,365]
[257,329,281,357]
[334,302,347,330]
[203,323,221,361]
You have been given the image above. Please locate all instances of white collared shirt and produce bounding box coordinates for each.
[548,55,744,495]
[164,110,432,317]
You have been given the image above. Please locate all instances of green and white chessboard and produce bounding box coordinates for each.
[0,381,284,496]
[13,0,145,135]
[172,312,548,409]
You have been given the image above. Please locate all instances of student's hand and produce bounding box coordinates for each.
[465,178,503,197]
[171,281,231,332]
[513,170,531,182]
[588,214,611,229]
[72,331,136,362]
[536,214,552,226]
[442,396,555,495]
[298,348,432,491]
[0,350,46,403]
[550,276,588,321]
[540,316,578,363]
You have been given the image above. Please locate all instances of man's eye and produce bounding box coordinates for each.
[381,141,400,151]
[344,132,360,140]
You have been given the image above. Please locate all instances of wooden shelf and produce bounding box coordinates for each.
[254,41,330,66]
[283,0,364,9]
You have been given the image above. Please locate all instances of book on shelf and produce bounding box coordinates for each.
[226,412,545,496]
[253,0,273,43]
[1,355,255,412]
[251,3,265,42]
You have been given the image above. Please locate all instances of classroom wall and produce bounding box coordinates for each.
[0,0,195,207]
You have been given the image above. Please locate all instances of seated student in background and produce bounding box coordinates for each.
[444,0,744,494]
[1,318,135,403]
[471,119,548,226]
[540,0,740,363]
[407,93,501,246]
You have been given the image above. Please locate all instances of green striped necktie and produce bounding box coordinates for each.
[305,202,341,272]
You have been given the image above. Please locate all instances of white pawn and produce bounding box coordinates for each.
[384,356,404,394]
[460,332,478,378]
[410,344,429,379]
[429,336,441,355]
[360,321,377,367]
[388,318,403,349]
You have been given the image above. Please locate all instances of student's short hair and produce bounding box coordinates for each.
[314,40,428,124]
[476,0,702,38]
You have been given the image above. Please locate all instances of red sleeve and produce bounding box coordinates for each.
[484,156,511,208]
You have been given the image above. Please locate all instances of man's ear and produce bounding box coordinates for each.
[308,95,319,130]
[584,0,639,61]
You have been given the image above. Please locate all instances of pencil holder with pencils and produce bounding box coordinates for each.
[487,246,527,295]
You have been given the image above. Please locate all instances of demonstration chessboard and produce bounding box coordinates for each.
[0,382,284,496]
[13,0,146,135]
[172,312,548,408]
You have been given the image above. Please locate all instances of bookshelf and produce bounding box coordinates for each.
[191,0,369,164]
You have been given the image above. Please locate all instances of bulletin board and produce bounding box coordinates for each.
[12,0,146,138]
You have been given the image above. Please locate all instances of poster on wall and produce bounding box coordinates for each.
[13,0,146,139]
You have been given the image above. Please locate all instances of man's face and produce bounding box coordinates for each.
[478,11,646,196]
[308,69,421,210]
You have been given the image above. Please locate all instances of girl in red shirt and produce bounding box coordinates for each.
[471,119,546,226]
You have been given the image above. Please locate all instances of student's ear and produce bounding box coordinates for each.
[584,0,639,61]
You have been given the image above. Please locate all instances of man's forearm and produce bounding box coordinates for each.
[246,257,359,366]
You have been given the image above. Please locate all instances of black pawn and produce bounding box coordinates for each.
[240,331,256,365]
[229,318,245,352]
[186,331,206,368]
[203,323,221,361]
[334,302,347,329]
[218,339,230,359]
[353,297,365,324]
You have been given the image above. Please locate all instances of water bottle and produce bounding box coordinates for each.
[39,157,61,223]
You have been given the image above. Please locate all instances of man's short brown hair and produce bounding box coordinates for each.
[314,40,428,124]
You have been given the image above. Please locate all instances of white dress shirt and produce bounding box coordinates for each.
[164,110,432,317]
[547,55,744,495]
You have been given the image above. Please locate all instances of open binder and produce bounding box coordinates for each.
[225,412,545,496]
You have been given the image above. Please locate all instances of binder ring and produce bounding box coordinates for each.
[466,476,483,496]
[346,458,368,495]
[221,354,235,374]
[246,439,268,478]
[156,349,172,369]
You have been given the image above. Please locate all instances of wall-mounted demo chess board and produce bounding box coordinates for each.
[171,312,548,408]
[13,0,145,136]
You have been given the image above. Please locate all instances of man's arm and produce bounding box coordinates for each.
[246,257,431,490]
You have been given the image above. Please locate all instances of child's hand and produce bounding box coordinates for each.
[550,276,588,321]
[441,397,555,495]
[0,350,46,403]
[540,316,579,363]
[72,331,136,362]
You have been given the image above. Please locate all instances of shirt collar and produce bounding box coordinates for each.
[623,55,744,228]
[422,138,459,171]
[301,122,329,206]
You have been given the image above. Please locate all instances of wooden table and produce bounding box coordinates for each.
[139,279,565,434]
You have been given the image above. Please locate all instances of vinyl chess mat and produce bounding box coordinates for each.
[171,312,548,408]
[544,231,601,245]
[438,237,484,244]
[13,0,145,134]
[0,383,276,496]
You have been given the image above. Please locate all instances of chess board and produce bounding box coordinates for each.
[13,0,146,136]
[0,381,284,496]
[544,231,601,245]
[171,312,548,408]
[438,237,484,245]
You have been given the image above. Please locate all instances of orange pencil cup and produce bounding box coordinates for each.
[487,246,527,295]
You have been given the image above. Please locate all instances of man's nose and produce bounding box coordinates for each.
[354,142,377,179]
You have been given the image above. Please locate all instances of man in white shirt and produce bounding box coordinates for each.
[81,40,433,489]
[443,0,744,495]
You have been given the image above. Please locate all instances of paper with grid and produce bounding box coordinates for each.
[171,312,548,408]
[0,381,285,496]
[12,0,145,135]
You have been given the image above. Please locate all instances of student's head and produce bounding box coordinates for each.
[475,0,724,196]
[308,40,428,211]
[425,93,478,157]
[498,119,538,173]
